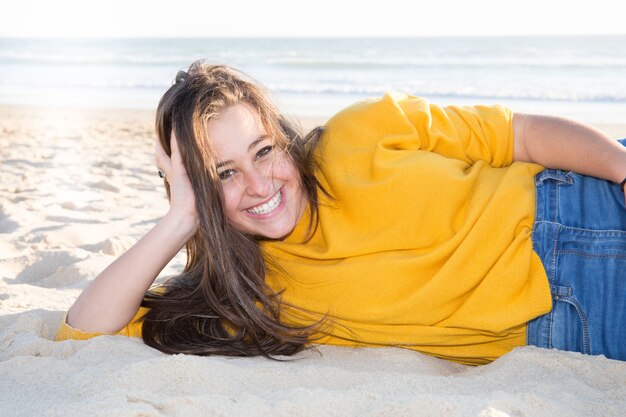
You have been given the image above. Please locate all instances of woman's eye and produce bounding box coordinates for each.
[255,145,274,159]
[218,169,236,181]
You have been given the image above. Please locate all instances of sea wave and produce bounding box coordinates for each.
[268,84,626,103]
[4,51,626,70]
[2,77,625,103]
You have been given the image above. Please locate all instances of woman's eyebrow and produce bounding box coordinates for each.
[248,135,270,151]
[215,135,270,169]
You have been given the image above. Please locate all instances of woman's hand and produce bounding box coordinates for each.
[155,131,199,234]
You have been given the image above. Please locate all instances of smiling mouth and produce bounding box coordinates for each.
[246,190,282,215]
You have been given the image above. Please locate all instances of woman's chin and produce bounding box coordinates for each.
[254,223,296,240]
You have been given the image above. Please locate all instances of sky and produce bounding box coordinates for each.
[2,0,625,38]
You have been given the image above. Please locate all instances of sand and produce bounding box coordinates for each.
[1,105,625,417]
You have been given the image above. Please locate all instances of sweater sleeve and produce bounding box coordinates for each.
[396,94,515,167]
[324,93,514,168]
[55,306,147,341]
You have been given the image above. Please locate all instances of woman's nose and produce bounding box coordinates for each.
[244,167,270,197]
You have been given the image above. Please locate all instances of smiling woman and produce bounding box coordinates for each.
[57,60,626,365]
[61,62,329,357]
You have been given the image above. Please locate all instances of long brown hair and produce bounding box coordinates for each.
[141,61,327,357]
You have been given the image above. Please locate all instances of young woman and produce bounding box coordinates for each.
[57,61,626,365]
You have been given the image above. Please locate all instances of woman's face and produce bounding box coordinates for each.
[207,102,307,239]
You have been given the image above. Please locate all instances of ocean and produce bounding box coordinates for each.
[1,36,625,123]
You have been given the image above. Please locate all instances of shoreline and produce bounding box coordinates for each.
[1,104,624,138]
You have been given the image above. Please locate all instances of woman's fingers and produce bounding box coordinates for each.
[154,136,172,179]
[166,131,188,177]
[167,131,191,180]
[154,131,193,192]
[154,130,198,226]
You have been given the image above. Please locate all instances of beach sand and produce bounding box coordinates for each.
[1,105,625,417]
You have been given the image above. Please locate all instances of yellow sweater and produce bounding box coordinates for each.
[261,93,550,364]
[57,93,551,365]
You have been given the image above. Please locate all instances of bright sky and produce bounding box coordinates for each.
[2,0,625,38]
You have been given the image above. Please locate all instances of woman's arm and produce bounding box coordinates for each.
[66,133,198,333]
[513,113,626,199]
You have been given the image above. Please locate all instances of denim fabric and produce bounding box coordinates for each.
[527,139,626,361]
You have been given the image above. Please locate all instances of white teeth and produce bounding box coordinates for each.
[247,191,281,215]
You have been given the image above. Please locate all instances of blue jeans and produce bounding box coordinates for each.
[527,139,626,361]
